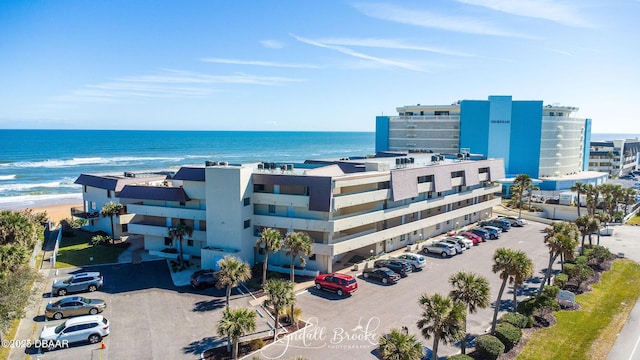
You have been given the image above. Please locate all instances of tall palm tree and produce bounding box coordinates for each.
[570,182,586,217]
[378,328,425,360]
[449,271,490,354]
[256,227,283,287]
[586,217,600,248]
[510,251,534,311]
[216,256,252,309]
[575,215,592,255]
[538,222,579,297]
[513,174,532,218]
[284,232,313,283]
[490,248,526,334]
[168,221,193,266]
[622,187,637,215]
[100,201,124,243]
[417,293,465,360]
[594,211,612,245]
[263,279,295,341]
[216,307,257,360]
[284,231,313,320]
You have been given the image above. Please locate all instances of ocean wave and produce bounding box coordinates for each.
[0,156,186,168]
[0,193,83,210]
[0,179,80,193]
[0,174,16,180]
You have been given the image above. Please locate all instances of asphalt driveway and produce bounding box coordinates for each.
[24,260,273,360]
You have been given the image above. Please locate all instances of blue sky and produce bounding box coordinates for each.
[1,0,638,133]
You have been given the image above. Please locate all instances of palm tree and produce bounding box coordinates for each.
[449,271,490,354]
[263,279,295,341]
[256,227,283,287]
[607,150,615,176]
[586,217,600,248]
[513,174,532,218]
[284,231,312,320]
[622,187,637,215]
[594,211,612,245]
[511,251,534,311]
[168,221,193,266]
[538,223,579,298]
[284,232,313,283]
[216,307,257,360]
[100,201,124,243]
[378,328,425,360]
[216,256,252,309]
[570,182,586,217]
[416,293,465,360]
[490,248,526,334]
[575,215,592,255]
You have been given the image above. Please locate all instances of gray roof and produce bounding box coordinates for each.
[118,185,191,202]
[74,173,168,192]
[173,167,205,182]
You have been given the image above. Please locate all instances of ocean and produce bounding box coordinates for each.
[1,130,637,210]
[0,130,375,209]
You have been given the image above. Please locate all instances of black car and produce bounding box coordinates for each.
[362,267,401,284]
[190,269,218,289]
[373,259,412,277]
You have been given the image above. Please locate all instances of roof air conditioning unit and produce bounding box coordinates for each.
[205,161,218,166]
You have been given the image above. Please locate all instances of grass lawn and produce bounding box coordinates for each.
[518,259,640,360]
[55,230,129,268]
[627,214,640,225]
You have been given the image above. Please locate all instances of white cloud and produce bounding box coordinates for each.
[316,37,474,57]
[352,2,535,38]
[544,47,572,56]
[457,0,592,27]
[54,69,304,103]
[290,34,430,72]
[201,58,321,69]
[260,40,284,49]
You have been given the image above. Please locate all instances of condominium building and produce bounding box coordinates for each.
[588,138,640,177]
[73,155,504,273]
[376,95,595,189]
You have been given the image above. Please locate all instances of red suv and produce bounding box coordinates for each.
[458,231,483,245]
[314,273,358,296]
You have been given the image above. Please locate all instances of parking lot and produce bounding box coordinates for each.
[22,220,554,360]
[259,221,553,360]
[24,261,273,360]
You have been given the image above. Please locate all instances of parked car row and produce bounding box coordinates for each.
[40,271,110,351]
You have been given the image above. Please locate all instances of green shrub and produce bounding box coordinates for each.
[475,334,505,360]
[575,256,588,266]
[565,263,594,287]
[448,354,473,360]
[249,338,265,351]
[542,285,559,299]
[554,273,569,288]
[499,312,529,329]
[517,289,560,316]
[495,322,522,351]
[90,234,112,246]
[588,245,613,263]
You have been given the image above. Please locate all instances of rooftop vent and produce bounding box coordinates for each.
[205,161,219,166]
[124,171,135,178]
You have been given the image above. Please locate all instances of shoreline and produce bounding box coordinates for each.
[1,197,82,225]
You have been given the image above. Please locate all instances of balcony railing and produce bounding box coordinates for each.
[70,207,100,219]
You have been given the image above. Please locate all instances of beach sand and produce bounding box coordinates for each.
[25,203,82,225]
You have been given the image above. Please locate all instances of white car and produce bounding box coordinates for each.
[39,315,110,350]
[439,238,464,254]
[394,253,427,270]
[450,236,473,249]
[498,216,527,227]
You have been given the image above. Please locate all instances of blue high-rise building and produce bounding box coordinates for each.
[376,95,605,190]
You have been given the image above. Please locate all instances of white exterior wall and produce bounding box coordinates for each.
[202,165,255,270]
[539,116,586,177]
[79,186,119,235]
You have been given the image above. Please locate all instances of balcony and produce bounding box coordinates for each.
[126,203,206,221]
[127,223,207,241]
[71,207,100,220]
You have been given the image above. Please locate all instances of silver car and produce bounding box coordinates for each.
[52,272,103,296]
[45,296,107,320]
[422,242,457,257]
[439,239,464,254]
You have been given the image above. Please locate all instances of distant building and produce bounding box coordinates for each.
[73,155,504,273]
[375,95,605,190]
[588,138,640,177]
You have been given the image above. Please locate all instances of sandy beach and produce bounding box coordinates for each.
[22,203,82,225]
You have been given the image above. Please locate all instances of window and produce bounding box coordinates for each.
[180,201,185,206]
[83,185,87,193]
[187,240,194,247]
[121,224,128,232]
[254,184,265,192]
[268,205,276,213]
[244,220,251,229]
[436,224,441,230]
[243,197,251,206]
[464,215,468,220]
[164,237,173,246]
[400,234,405,241]
[107,190,112,198]
[90,201,96,210]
